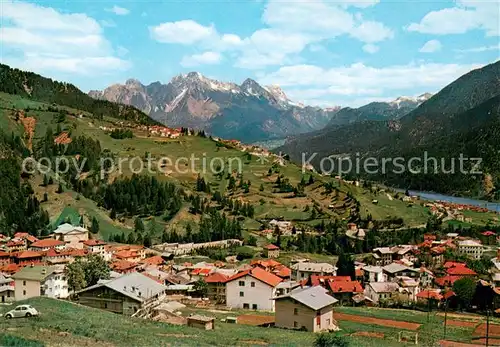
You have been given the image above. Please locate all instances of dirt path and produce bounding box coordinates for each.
[333,313,421,331]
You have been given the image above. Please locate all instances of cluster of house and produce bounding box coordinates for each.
[147,126,182,138]
[426,201,493,223]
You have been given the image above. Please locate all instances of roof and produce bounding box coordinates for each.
[276,286,338,310]
[274,266,291,278]
[363,265,383,273]
[16,250,43,259]
[373,247,393,254]
[482,231,496,236]
[443,261,467,268]
[77,272,166,302]
[30,239,65,248]
[83,239,107,246]
[204,272,229,283]
[110,260,137,272]
[114,250,139,259]
[227,267,283,287]
[443,290,456,300]
[290,262,337,273]
[368,282,400,293]
[264,244,280,250]
[382,263,416,274]
[435,275,463,287]
[310,275,351,286]
[457,239,482,247]
[11,265,55,281]
[446,266,477,276]
[416,290,443,300]
[328,280,363,294]
[140,255,164,266]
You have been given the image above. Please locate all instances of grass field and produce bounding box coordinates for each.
[0,298,487,347]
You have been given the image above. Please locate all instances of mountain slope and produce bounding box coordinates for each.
[89,73,340,142]
[279,60,500,197]
[0,64,155,125]
[326,94,432,127]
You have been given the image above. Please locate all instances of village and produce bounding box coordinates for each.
[1,214,500,339]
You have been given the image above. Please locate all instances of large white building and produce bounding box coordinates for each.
[457,239,483,260]
[290,262,337,281]
[225,267,282,311]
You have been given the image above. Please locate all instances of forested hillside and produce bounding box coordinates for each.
[0,64,156,125]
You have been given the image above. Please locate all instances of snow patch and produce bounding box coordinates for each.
[165,88,187,112]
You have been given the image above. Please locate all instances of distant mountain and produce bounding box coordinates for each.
[278,60,500,197]
[0,64,155,125]
[89,73,340,142]
[327,94,432,127]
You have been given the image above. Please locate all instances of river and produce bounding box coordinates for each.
[407,190,500,213]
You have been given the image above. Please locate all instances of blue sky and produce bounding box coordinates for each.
[1,0,498,107]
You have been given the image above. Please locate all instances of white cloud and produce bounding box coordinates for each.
[362,44,379,54]
[455,43,500,53]
[151,0,393,69]
[0,1,130,75]
[180,51,222,67]
[259,62,483,96]
[419,39,442,53]
[407,1,499,36]
[106,5,130,16]
[350,20,394,43]
[150,20,216,44]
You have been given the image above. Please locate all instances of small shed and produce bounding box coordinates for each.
[187,314,215,330]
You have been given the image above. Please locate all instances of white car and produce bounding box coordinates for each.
[4,305,39,318]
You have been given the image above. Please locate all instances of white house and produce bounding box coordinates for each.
[11,265,69,300]
[291,262,337,281]
[362,266,384,283]
[83,239,110,260]
[364,282,400,304]
[226,267,283,311]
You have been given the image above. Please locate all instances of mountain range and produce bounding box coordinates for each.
[89,73,341,142]
[278,60,500,197]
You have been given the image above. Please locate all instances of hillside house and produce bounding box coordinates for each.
[0,274,14,303]
[76,272,166,315]
[30,239,66,252]
[226,267,283,311]
[274,286,338,332]
[382,263,419,282]
[11,265,68,300]
[362,266,384,283]
[457,239,483,260]
[14,250,43,266]
[364,282,400,304]
[291,262,337,281]
[82,239,110,260]
[264,244,280,258]
[205,272,229,304]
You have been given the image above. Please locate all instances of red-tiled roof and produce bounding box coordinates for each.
[274,266,291,278]
[443,261,466,268]
[264,244,279,250]
[16,250,43,259]
[0,251,10,257]
[14,232,29,238]
[482,231,496,236]
[111,260,136,271]
[227,267,282,287]
[310,275,351,286]
[7,240,25,247]
[114,250,139,259]
[446,266,477,276]
[82,239,107,246]
[443,290,456,300]
[204,272,229,283]
[435,275,463,287]
[31,239,65,248]
[416,290,443,300]
[355,269,364,277]
[191,268,212,276]
[328,280,363,294]
[140,255,164,266]
[0,263,20,274]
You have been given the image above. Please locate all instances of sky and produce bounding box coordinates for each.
[0,0,499,107]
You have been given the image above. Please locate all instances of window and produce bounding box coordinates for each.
[239,281,245,287]
[243,303,249,309]
[251,282,255,288]
[294,308,298,315]
[23,290,26,296]
[252,304,257,310]
[293,321,298,328]
[326,319,330,326]
[23,280,26,286]
[239,291,244,297]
